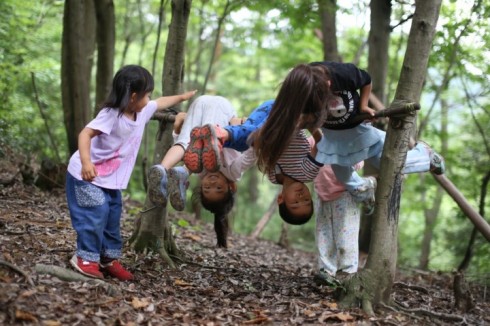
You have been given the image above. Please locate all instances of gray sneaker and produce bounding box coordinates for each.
[148,165,168,206]
[417,140,445,175]
[168,166,189,211]
[313,269,340,287]
[352,176,377,206]
[429,151,445,175]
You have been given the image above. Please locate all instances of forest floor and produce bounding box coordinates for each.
[0,153,489,326]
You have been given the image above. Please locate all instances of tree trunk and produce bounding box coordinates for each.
[418,97,447,269]
[343,0,442,312]
[129,0,192,267]
[93,0,115,110]
[250,192,279,239]
[278,222,289,248]
[201,0,230,93]
[458,170,490,270]
[368,0,391,105]
[317,0,340,62]
[61,0,96,155]
[361,0,392,253]
[418,178,443,269]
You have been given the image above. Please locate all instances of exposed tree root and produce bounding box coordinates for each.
[390,301,465,322]
[35,264,119,296]
[362,298,374,316]
[0,259,35,286]
[157,247,175,269]
[393,281,430,294]
[338,269,376,316]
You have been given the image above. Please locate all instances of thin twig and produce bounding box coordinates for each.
[393,281,430,294]
[0,259,35,286]
[30,72,61,163]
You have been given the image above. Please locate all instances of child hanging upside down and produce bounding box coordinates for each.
[147,95,255,247]
[184,99,325,225]
[253,61,446,209]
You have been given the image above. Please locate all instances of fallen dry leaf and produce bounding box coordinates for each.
[131,297,151,309]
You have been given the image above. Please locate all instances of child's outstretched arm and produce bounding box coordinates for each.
[155,90,197,110]
[78,127,101,182]
[359,83,376,116]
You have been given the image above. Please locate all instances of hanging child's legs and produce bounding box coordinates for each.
[332,192,361,274]
[331,165,377,205]
[404,141,445,175]
[150,95,227,205]
[223,99,274,151]
[167,166,189,211]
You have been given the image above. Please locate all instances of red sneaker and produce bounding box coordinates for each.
[70,255,104,279]
[200,124,225,172]
[100,260,134,281]
[183,127,204,173]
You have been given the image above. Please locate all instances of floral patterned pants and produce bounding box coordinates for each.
[315,191,360,276]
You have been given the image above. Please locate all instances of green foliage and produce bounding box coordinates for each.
[0,0,65,161]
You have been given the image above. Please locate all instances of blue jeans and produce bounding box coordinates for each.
[224,99,274,151]
[66,172,123,262]
[332,142,431,192]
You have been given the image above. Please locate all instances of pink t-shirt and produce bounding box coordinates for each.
[67,101,158,190]
[314,162,364,202]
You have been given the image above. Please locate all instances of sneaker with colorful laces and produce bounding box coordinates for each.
[100,259,134,281]
[148,165,168,206]
[70,255,104,279]
[183,127,204,173]
[352,176,377,206]
[200,124,226,172]
[168,166,189,211]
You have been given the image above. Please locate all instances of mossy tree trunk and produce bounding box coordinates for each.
[130,0,192,268]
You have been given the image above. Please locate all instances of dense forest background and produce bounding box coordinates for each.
[1,0,489,285]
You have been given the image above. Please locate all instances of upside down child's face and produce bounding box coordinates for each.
[278,182,313,218]
[201,172,231,202]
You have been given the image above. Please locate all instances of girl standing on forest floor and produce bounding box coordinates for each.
[253,62,445,208]
[313,163,364,287]
[66,65,195,280]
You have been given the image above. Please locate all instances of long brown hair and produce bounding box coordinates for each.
[253,63,332,174]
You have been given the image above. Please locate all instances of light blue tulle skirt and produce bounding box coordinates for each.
[315,123,385,166]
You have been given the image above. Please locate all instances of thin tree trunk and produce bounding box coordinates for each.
[433,174,490,241]
[93,0,115,111]
[347,0,442,312]
[61,0,96,155]
[130,0,192,266]
[201,0,230,93]
[368,0,391,105]
[250,192,279,239]
[317,0,340,62]
[278,222,289,248]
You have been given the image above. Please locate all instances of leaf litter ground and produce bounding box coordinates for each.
[0,166,489,325]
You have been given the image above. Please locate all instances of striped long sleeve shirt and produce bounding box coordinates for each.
[267,130,323,184]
